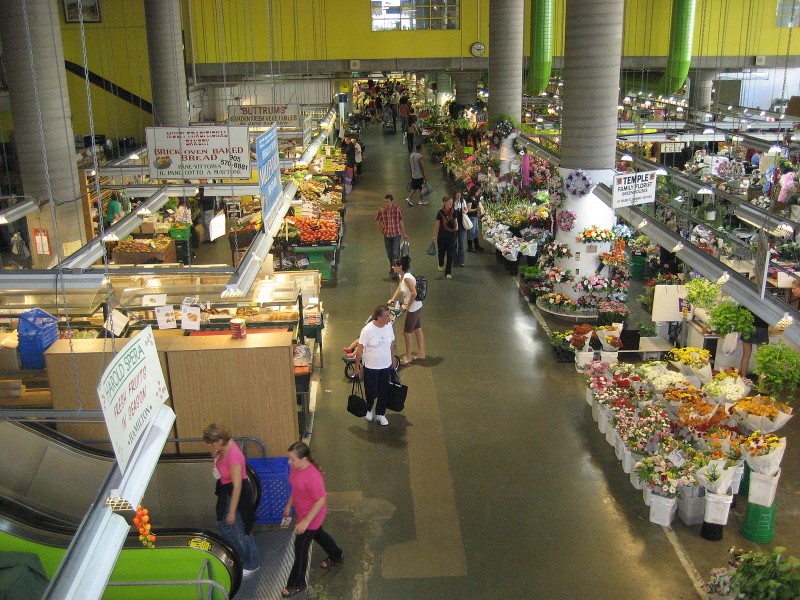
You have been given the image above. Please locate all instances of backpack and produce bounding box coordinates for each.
[415,276,428,301]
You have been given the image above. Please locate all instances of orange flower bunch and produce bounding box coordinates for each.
[676,396,728,430]
[740,430,782,457]
[733,395,792,419]
[663,385,704,405]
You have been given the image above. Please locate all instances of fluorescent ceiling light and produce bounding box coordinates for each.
[697,188,714,195]
[0,199,39,225]
[655,168,668,176]
[637,219,648,229]
[671,242,684,253]
[620,154,633,161]
[0,270,106,290]
[716,272,730,285]
[703,128,715,134]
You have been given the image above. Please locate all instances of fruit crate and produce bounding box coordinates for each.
[169,225,191,241]
[248,457,291,524]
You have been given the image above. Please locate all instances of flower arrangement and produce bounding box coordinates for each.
[575,227,616,243]
[556,210,577,231]
[621,407,672,454]
[582,360,611,378]
[575,294,599,310]
[529,203,551,222]
[702,377,751,403]
[598,241,629,269]
[675,396,729,432]
[629,234,653,254]
[597,300,630,320]
[494,119,515,140]
[732,395,793,434]
[573,274,612,294]
[751,195,772,210]
[547,266,574,284]
[564,169,593,197]
[665,347,711,368]
[541,293,577,311]
[739,430,783,458]
[611,223,633,240]
[540,242,572,259]
[647,371,689,393]
[569,325,593,351]
[634,454,689,497]
[530,157,552,185]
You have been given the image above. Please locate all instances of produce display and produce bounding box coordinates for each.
[114,236,173,254]
[286,216,339,244]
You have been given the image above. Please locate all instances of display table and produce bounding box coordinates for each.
[291,245,337,281]
[112,239,177,265]
[617,336,674,359]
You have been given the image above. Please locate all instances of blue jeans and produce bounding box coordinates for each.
[384,235,401,268]
[456,228,468,265]
[217,496,260,570]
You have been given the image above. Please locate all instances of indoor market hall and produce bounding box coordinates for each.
[241,122,779,600]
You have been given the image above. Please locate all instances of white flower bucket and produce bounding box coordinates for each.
[591,400,599,422]
[575,350,595,372]
[704,492,734,525]
[615,436,625,460]
[649,494,678,526]
[598,406,609,433]
[678,494,706,526]
[600,350,619,365]
[622,448,634,473]
[630,468,644,490]
[730,464,745,495]
[605,422,616,445]
[643,486,652,506]
[748,469,781,507]
[585,388,594,406]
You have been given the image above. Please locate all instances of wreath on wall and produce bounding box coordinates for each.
[565,169,593,197]
[556,210,577,232]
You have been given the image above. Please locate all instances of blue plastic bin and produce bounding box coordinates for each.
[17,308,59,369]
[248,457,291,524]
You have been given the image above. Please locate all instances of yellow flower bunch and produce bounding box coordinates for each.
[740,430,782,457]
[734,395,792,419]
[667,347,711,367]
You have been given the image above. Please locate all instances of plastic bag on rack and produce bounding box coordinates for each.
[293,344,312,367]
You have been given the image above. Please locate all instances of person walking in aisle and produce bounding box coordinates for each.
[197,179,217,244]
[466,187,485,252]
[432,195,458,279]
[389,255,426,364]
[376,194,408,279]
[353,305,398,426]
[406,144,427,206]
[406,110,419,154]
[202,423,261,577]
[452,190,468,267]
[281,441,343,598]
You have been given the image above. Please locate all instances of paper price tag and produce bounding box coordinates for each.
[143,294,167,307]
[104,309,129,337]
[181,305,201,330]
[155,305,177,329]
[667,450,686,468]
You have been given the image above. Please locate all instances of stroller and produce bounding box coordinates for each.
[382,105,397,134]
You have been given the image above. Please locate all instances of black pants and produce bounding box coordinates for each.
[364,366,390,416]
[406,131,415,153]
[437,235,456,275]
[286,526,343,589]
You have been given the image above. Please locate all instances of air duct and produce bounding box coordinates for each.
[525,0,554,96]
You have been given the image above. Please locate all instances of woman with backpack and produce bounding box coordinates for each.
[388,255,426,365]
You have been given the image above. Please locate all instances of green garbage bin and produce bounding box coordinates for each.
[630,253,647,281]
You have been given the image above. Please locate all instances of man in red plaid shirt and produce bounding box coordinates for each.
[376,194,409,279]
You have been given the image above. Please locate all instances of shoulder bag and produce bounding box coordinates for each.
[347,377,369,417]
[461,212,473,230]
[386,369,408,412]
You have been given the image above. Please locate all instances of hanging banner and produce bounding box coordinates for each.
[256,125,282,231]
[227,104,300,128]
[146,125,250,180]
[33,228,51,255]
[612,170,659,208]
[97,326,170,475]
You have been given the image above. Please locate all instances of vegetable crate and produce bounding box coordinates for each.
[248,457,291,524]
[168,226,191,241]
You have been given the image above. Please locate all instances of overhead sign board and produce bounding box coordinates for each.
[146,125,250,179]
[97,326,170,475]
[227,104,300,128]
[612,170,658,208]
[661,142,685,153]
[256,125,282,230]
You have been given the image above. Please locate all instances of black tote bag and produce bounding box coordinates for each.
[347,377,369,417]
[386,369,408,412]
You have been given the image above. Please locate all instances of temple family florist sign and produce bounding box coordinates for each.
[146,125,250,179]
[612,170,658,208]
[97,326,170,473]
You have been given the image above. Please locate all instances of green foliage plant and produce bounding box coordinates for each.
[684,277,721,310]
[709,302,756,338]
[731,547,800,600]
[754,341,800,404]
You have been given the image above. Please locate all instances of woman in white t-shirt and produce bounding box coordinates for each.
[389,255,426,365]
[353,305,397,426]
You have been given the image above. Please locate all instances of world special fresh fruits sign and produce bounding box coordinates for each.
[612,170,658,208]
[97,326,170,474]
[146,125,250,179]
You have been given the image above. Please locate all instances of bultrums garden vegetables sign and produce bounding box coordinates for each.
[97,326,169,474]
[612,171,658,208]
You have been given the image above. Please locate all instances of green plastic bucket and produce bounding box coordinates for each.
[740,500,777,544]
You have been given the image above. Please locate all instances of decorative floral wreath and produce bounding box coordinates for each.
[556,210,577,232]
[565,170,593,197]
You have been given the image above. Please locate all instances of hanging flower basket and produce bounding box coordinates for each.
[565,170,593,197]
[556,210,577,231]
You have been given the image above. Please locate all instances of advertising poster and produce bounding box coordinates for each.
[227,104,300,128]
[146,126,250,179]
[612,170,658,208]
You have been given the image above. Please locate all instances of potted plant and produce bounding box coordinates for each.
[549,330,574,363]
[685,277,721,311]
[708,301,756,339]
[730,546,800,600]
[519,265,543,297]
[754,341,800,403]
[597,300,630,326]
[696,199,723,222]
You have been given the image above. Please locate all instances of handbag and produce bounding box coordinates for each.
[421,180,433,197]
[386,369,408,412]
[346,377,369,417]
[461,212,473,230]
[426,240,437,256]
[400,240,410,257]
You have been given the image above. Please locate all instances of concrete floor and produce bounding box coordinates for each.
[296,124,800,600]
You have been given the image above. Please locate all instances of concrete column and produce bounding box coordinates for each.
[561,0,624,171]
[144,0,189,126]
[688,69,717,112]
[488,0,524,123]
[450,71,481,106]
[0,0,83,258]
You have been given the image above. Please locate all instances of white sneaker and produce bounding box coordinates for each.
[243,567,260,577]
[419,200,429,205]
[365,410,373,422]
[437,265,443,272]
[446,274,452,279]
[406,198,414,206]
[376,414,389,426]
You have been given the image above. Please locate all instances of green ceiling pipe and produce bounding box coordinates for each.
[525,0,553,96]
[656,0,696,94]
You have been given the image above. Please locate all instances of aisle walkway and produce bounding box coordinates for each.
[305,127,706,599]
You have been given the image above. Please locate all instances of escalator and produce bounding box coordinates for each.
[0,421,262,598]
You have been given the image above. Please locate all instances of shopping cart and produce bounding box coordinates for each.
[342,306,403,379]
[382,106,397,134]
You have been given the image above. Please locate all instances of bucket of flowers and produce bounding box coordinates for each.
[634,454,687,525]
[730,395,793,434]
[702,368,752,404]
[597,300,629,326]
[740,430,786,507]
[549,330,574,363]
[665,347,713,383]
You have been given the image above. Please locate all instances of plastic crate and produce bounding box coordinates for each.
[18,308,58,336]
[169,225,191,241]
[19,348,47,370]
[248,457,291,524]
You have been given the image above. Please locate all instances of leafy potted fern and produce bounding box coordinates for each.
[754,341,800,403]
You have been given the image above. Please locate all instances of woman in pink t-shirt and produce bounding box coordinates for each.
[203,423,260,576]
[280,441,343,598]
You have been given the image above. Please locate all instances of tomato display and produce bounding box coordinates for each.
[287,216,339,244]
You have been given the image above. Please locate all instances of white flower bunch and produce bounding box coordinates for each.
[703,377,751,402]
[648,371,689,392]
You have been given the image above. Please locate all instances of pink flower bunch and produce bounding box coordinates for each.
[574,275,611,293]
[582,360,611,378]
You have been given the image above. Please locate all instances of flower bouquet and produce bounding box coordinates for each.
[694,459,737,494]
[567,324,594,352]
[674,394,729,433]
[564,169,593,197]
[730,395,793,434]
[702,371,752,404]
[647,370,689,393]
[597,300,629,324]
[547,266,574,284]
[596,325,623,351]
[573,274,612,294]
[540,241,572,259]
[621,407,672,455]
[665,347,713,382]
[694,426,742,461]
[740,431,786,476]
[575,227,616,244]
[540,292,577,312]
[634,454,689,497]
[556,210,576,231]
